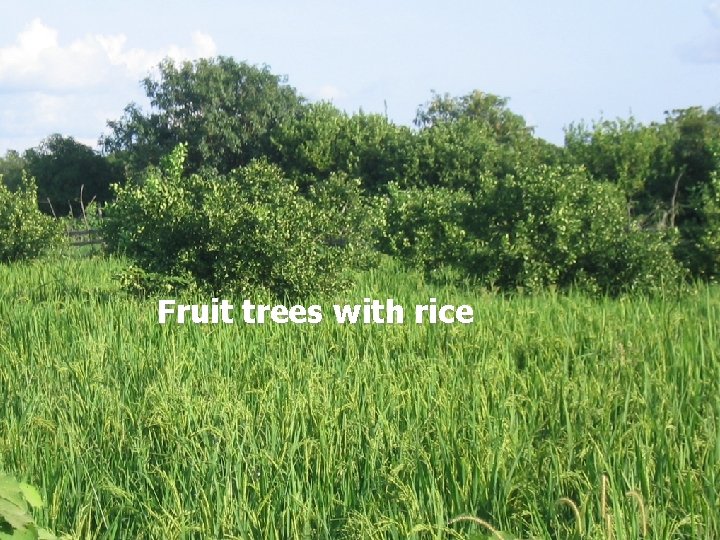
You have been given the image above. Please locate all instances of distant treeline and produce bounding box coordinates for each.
[1,56,718,294]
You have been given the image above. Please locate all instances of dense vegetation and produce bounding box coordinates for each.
[102,144,377,297]
[2,56,718,295]
[0,174,62,263]
[1,135,119,217]
[1,55,719,539]
[1,258,718,539]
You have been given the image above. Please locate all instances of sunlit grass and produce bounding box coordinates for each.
[1,256,718,539]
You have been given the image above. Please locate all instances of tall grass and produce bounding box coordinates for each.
[0,256,718,539]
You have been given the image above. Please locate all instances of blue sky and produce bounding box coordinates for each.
[1,0,719,154]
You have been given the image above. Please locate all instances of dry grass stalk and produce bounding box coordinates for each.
[601,475,608,519]
[626,489,648,536]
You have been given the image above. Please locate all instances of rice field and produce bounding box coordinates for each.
[1,256,718,539]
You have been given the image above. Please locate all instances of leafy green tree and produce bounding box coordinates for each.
[382,165,681,294]
[409,91,560,191]
[668,107,720,194]
[336,112,417,192]
[272,102,416,192]
[564,106,720,278]
[271,102,347,183]
[660,107,720,277]
[674,138,720,280]
[23,134,118,216]
[0,150,26,192]
[465,165,681,293]
[102,144,376,298]
[380,184,472,270]
[564,117,669,213]
[415,90,530,135]
[103,56,304,178]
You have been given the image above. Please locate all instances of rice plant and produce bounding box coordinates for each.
[0,256,718,539]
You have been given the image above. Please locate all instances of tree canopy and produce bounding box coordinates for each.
[19,134,117,216]
[4,54,719,291]
[102,56,304,178]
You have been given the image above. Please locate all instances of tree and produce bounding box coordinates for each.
[563,106,720,278]
[563,117,668,213]
[272,102,416,192]
[414,90,530,137]
[103,56,304,178]
[102,144,377,298]
[408,91,560,191]
[381,164,682,294]
[23,134,118,216]
[0,150,26,192]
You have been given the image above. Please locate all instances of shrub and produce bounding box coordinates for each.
[0,174,63,263]
[102,144,376,298]
[466,165,683,293]
[379,184,473,270]
[676,170,720,280]
[382,165,683,295]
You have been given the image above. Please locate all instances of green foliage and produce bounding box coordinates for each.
[96,64,718,290]
[669,107,720,198]
[271,102,346,183]
[272,103,416,192]
[677,169,720,280]
[564,117,669,207]
[0,473,55,540]
[564,107,720,279]
[0,151,25,192]
[103,56,303,178]
[0,174,63,263]
[380,184,473,270]
[409,91,560,191]
[102,144,375,298]
[414,91,529,136]
[467,165,683,294]
[382,165,682,294]
[1,257,718,538]
[22,134,118,216]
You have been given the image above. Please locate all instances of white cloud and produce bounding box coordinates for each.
[0,19,217,90]
[0,19,218,153]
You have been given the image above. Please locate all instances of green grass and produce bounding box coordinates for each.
[0,256,718,539]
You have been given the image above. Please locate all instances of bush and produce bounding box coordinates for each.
[271,103,417,193]
[379,184,473,270]
[102,144,376,298]
[382,165,683,295]
[467,165,683,293]
[676,171,720,280]
[0,174,63,263]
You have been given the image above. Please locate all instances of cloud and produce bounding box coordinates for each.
[0,19,217,153]
[0,19,216,91]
